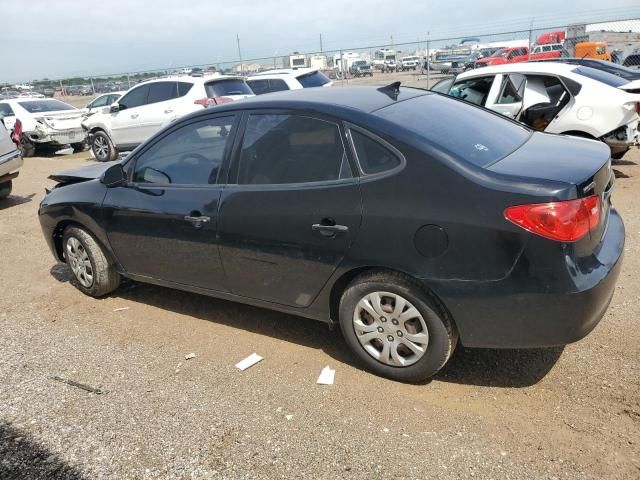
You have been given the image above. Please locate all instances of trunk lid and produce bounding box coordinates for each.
[489,131,613,249]
[36,110,84,131]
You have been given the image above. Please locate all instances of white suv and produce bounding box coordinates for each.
[246,69,332,95]
[83,75,254,161]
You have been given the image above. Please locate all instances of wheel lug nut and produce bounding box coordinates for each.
[397,331,403,337]
[380,316,387,322]
[387,335,394,342]
[377,327,384,333]
[392,319,399,325]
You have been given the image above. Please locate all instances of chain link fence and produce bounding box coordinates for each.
[10,16,640,97]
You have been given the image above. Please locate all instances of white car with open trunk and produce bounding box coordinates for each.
[443,62,640,158]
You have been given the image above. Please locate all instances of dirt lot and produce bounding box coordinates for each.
[1,85,639,479]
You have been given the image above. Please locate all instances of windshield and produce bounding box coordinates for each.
[491,48,508,57]
[205,79,252,97]
[18,99,75,113]
[572,66,629,87]
[353,61,367,66]
[297,70,331,88]
[377,93,530,168]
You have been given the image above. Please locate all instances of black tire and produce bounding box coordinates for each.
[339,271,457,382]
[20,138,36,158]
[0,180,12,200]
[71,141,88,152]
[611,149,628,160]
[91,130,117,162]
[62,226,120,297]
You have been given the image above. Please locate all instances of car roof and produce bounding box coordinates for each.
[249,68,318,78]
[457,62,577,78]
[135,74,244,87]
[193,85,429,116]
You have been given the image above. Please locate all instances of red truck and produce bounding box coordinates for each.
[475,46,529,67]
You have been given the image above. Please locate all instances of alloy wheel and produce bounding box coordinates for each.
[93,136,109,161]
[66,237,94,288]
[353,291,429,367]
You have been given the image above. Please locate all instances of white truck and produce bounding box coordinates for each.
[372,49,397,72]
[399,55,420,71]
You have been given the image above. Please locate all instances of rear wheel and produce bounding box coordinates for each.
[91,131,117,162]
[62,226,120,297]
[339,271,457,382]
[0,180,12,200]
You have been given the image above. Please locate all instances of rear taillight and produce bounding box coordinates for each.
[504,196,600,242]
[11,118,22,145]
[194,97,234,107]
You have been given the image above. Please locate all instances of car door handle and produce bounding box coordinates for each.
[184,214,211,228]
[131,113,139,119]
[312,222,349,238]
[164,108,174,114]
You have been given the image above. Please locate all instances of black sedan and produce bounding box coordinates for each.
[39,84,624,382]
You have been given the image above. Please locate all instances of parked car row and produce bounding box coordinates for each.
[431,62,640,159]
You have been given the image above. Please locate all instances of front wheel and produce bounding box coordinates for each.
[0,180,12,200]
[339,272,457,382]
[62,226,120,297]
[91,131,117,162]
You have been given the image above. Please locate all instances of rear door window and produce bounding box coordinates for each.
[496,74,525,104]
[147,82,180,104]
[237,114,351,184]
[205,79,253,97]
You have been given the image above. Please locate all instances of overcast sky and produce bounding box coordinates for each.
[2,0,640,82]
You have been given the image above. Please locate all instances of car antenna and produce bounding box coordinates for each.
[377,81,401,100]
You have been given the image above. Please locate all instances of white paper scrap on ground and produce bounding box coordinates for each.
[235,353,263,371]
[113,307,129,312]
[185,353,196,360]
[316,366,335,385]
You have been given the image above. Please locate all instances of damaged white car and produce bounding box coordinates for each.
[0,98,87,157]
[445,63,640,159]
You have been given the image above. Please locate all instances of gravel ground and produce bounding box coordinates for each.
[1,89,639,479]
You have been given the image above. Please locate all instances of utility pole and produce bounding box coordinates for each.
[426,31,430,87]
[236,33,243,74]
[319,33,323,53]
[528,20,534,60]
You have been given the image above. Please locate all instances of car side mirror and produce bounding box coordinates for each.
[101,163,126,187]
[110,104,121,113]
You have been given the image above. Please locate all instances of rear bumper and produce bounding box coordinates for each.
[26,129,86,146]
[429,209,625,348]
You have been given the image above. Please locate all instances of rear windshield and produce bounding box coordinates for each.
[205,79,253,97]
[377,93,530,167]
[297,71,331,88]
[18,99,75,113]
[571,66,629,87]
